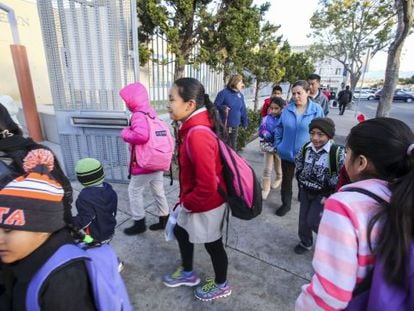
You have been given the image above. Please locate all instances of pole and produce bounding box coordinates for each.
[10,44,43,141]
[355,49,371,117]
[1,4,43,141]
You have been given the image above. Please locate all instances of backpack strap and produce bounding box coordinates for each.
[137,110,155,120]
[342,187,388,205]
[329,144,340,176]
[26,244,89,311]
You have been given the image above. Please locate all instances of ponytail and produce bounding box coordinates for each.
[204,94,221,133]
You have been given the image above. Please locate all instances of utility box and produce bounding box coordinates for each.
[37,0,138,182]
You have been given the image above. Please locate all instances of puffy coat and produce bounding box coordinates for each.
[258,114,281,143]
[72,182,117,242]
[178,108,226,213]
[120,83,157,175]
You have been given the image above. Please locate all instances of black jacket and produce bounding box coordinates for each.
[0,229,96,311]
[0,135,73,224]
[72,182,118,242]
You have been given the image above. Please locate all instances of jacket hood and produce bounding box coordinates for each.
[119,83,155,115]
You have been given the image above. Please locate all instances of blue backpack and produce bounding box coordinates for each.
[344,187,414,310]
[26,243,132,311]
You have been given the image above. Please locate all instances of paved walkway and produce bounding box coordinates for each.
[66,107,358,310]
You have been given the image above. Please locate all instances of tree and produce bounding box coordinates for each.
[399,75,414,85]
[280,50,315,97]
[309,0,395,91]
[198,0,269,83]
[244,23,289,110]
[377,0,414,117]
[137,0,214,80]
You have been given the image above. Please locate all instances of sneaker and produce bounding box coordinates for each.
[118,261,125,273]
[163,267,200,287]
[194,278,232,301]
[294,243,312,254]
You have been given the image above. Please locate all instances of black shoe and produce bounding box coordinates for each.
[275,204,291,216]
[294,243,312,254]
[149,215,169,231]
[124,219,146,235]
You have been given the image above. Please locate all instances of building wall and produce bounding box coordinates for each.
[0,0,52,104]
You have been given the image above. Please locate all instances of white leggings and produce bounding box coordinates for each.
[128,171,169,220]
[262,152,282,179]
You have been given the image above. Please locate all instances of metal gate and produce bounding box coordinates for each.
[37,0,138,182]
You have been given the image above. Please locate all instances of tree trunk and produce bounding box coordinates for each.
[254,80,260,111]
[377,0,414,117]
[174,64,185,81]
[349,71,361,92]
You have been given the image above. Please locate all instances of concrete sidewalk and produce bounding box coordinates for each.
[67,107,358,311]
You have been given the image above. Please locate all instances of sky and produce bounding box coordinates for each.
[255,0,414,73]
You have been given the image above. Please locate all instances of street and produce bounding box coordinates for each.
[353,99,414,131]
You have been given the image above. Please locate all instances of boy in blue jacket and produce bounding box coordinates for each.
[72,158,117,244]
[258,97,285,200]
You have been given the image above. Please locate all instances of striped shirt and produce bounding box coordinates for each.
[295,179,391,310]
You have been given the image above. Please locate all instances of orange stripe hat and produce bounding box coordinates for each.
[0,149,65,232]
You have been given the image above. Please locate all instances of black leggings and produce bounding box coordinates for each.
[174,224,228,284]
[281,160,296,194]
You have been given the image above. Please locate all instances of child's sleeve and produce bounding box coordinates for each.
[295,197,359,310]
[258,116,269,139]
[72,196,96,230]
[120,113,149,145]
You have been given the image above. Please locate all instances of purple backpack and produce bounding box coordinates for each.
[344,187,414,311]
[186,125,262,220]
[26,243,132,311]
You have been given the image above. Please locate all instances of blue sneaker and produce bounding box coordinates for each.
[194,278,232,301]
[163,267,200,287]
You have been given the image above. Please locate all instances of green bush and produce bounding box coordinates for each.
[237,108,260,151]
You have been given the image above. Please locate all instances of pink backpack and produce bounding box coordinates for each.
[134,112,174,171]
[186,125,262,220]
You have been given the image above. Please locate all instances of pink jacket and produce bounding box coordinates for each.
[120,83,157,175]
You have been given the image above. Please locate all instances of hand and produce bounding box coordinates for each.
[320,197,327,204]
[224,106,231,112]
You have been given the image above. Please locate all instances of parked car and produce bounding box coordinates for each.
[375,89,414,102]
[353,90,376,100]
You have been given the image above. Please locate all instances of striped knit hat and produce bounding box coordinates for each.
[0,149,65,232]
[75,158,104,186]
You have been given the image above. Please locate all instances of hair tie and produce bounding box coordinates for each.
[408,143,414,156]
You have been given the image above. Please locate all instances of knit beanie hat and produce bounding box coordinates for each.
[0,149,65,232]
[309,117,336,138]
[75,158,104,186]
